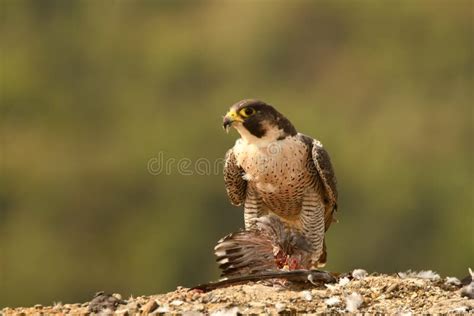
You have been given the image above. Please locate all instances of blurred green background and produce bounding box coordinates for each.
[0,0,472,308]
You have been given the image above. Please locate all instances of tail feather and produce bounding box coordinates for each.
[214,230,276,277]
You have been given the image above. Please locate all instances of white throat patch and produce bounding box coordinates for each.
[233,122,284,147]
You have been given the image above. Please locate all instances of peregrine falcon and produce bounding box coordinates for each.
[222,99,338,267]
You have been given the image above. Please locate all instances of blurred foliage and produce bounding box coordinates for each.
[0,0,472,307]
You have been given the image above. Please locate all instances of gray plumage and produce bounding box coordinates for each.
[223,99,338,267]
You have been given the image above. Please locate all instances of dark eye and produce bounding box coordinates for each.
[240,107,256,118]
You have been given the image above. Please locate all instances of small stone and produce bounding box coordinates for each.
[352,269,369,280]
[34,304,43,309]
[325,283,338,291]
[194,304,205,311]
[324,296,341,306]
[461,283,474,299]
[339,277,350,287]
[211,307,240,315]
[386,283,399,293]
[300,290,312,301]
[275,303,286,312]
[413,279,426,287]
[156,305,170,313]
[250,302,266,308]
[126,301,139,311]
[101,308,115,315]
[210,296,220,304]
[89,292,126,313]
[171,300,184,306]
[113,293,123,300]
[141,300,158,314]
[451,306,469,313]
[115,308,130,316]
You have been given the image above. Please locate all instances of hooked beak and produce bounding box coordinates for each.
[223,116,233,132]
[222,110,243,133]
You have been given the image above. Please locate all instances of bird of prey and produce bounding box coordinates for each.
[222,99,338,268]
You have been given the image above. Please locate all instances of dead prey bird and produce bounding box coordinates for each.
[191,215,336,291]
[215,215,315,277]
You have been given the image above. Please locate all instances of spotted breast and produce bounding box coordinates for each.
[233,134,319,219]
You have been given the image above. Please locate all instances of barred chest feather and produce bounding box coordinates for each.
[233,135,317,216]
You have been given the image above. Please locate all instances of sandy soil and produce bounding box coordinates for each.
[2,270,473,315]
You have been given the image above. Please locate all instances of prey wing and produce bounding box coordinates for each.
[214,230,277,278]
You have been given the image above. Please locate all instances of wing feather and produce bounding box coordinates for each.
[311,139,338,204]
[214,231,276,277]
[223,148,247,206]
[298,134,338,230]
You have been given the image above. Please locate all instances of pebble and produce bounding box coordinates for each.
[210,306,240,316]
[113,293,123,300]
[385,283,399,293]
[183,311,204,316]
[249,302,265,308]
[461,282,474,299]
[324,296,341,306]
[275,302,286,312]
[171,300,184,306]
[352,269,369,280]
[339,277,350,286]
[210,296,220,303]
[156,305,170,313]
[300,291,313,301]
[194,304,205,311]
[141,300,159,314]
[451,306,469,313]
[115,308,130,316]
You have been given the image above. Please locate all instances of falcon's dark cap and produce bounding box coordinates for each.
[224,99,297,139]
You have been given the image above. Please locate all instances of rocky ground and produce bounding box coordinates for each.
[2,270,473,315]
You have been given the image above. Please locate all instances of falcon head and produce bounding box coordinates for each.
[223,99,297,142]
